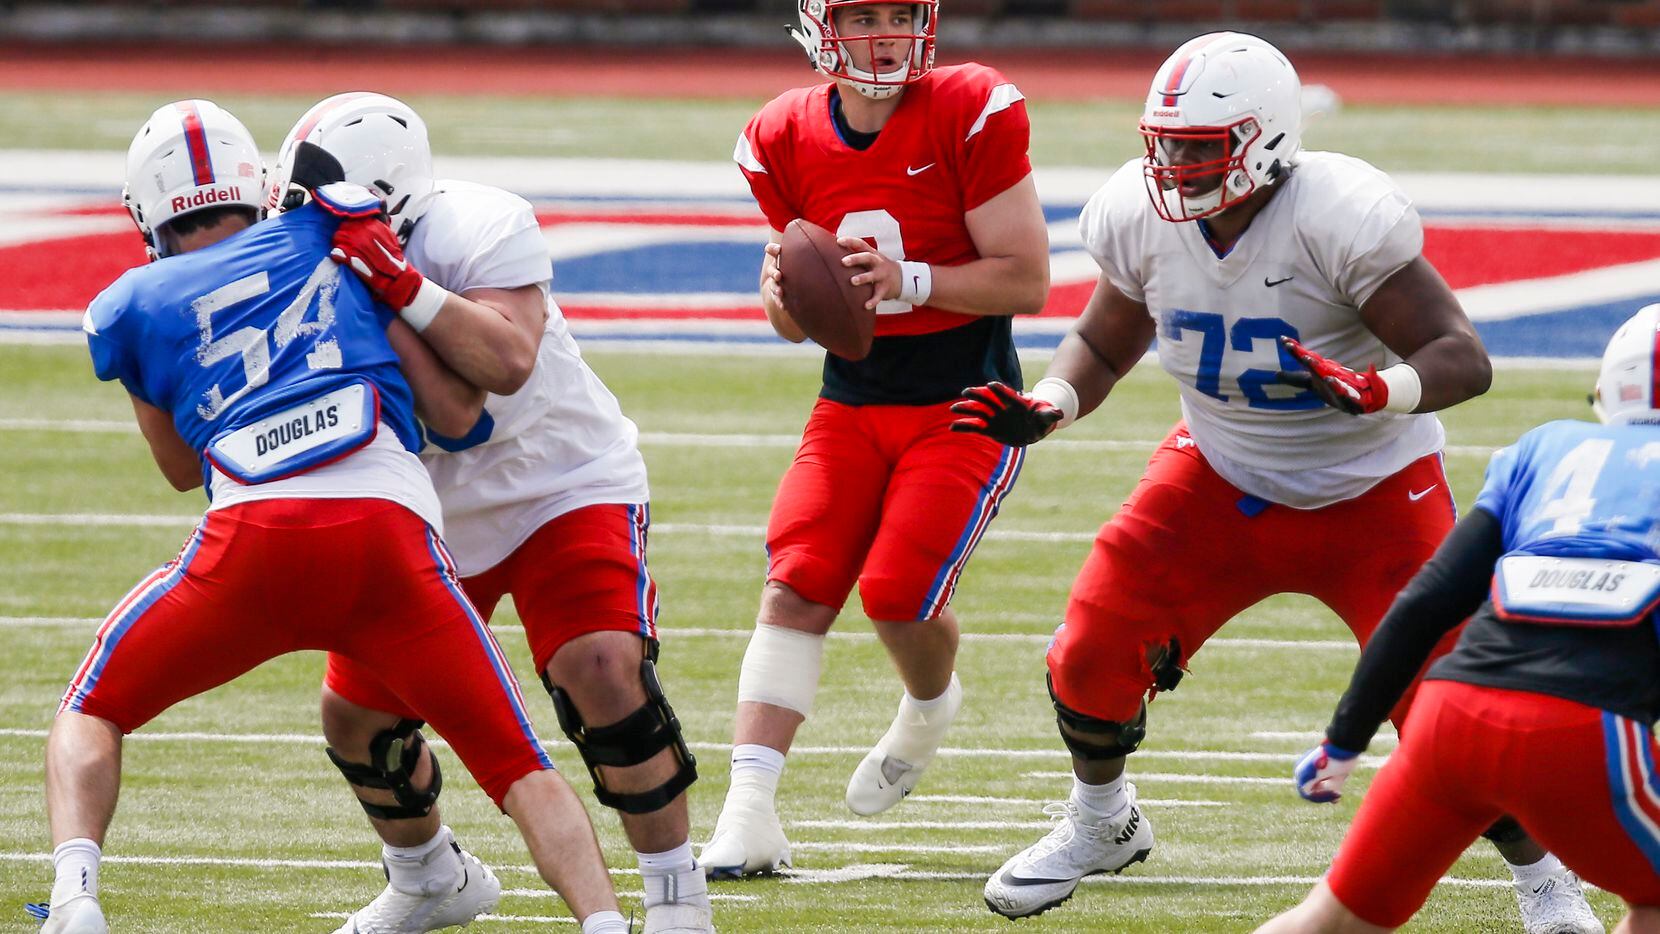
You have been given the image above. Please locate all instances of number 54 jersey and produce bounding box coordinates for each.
[1080,152,1446,509]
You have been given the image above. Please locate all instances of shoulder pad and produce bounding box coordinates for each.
[312,182,384,219]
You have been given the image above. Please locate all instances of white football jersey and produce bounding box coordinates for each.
[1079,152,1445,509]
[408,179,650,576]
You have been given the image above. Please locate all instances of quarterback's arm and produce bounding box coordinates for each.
[759,229,808,343]
[130,396,203,492]
[1046,274,1157,421]
[1325,508,1504,751]
[414,285,546,396]
[838,174,1050,316]
[1360,256,1492,413]
[386,318,487,439]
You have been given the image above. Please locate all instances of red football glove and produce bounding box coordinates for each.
[1276,337,1387,415]
[329,216,425,311]
[949,382,1062,447]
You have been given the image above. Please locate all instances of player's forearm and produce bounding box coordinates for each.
[1046,329,1133,422]
[1326,510,1504,750]
[388,319,488,438]
[1402,330,1492,413]
[417,293,540,396]
[922,255,1049,318]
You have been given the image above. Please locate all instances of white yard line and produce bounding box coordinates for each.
[0,851,1515,891]
[0,418,1504,458]
[908,794,1227,807]
[314,913,573,926]
[0,727,1386,767]
[0,616,1359,651]
[1020,771,1296,786]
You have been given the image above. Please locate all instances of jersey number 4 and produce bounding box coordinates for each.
[192,259,343,421]
[1162,311,1321,410]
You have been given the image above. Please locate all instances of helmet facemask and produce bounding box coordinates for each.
[1140,117,1271,223]
[270,92,434,245]
[792,0,937,101]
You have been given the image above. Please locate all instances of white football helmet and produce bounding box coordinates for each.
[122,99,265,260]
[790,0,937,101]
[1139,32,1302,223]
[268,91,434,243]
[1593,304,1660,425]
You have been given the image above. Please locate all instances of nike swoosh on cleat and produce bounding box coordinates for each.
[998,869,1077,887]
[457,869,468,892]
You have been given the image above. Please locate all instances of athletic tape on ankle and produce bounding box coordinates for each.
[737,624,825,716]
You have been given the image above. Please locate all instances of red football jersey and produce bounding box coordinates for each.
[736,63,1033,339]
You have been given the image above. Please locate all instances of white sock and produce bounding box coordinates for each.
[1071,773,1129,824]
[637,840,696,876]
[1508,851,1566,885]
[581,909,630,934]
[888,673,961,762]
[383,826,461,895]
[727,743,785,805]
[49,838,100,908]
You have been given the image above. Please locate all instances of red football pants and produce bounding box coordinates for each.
[1329,680,1660,927]
[1048,423,1459,723]
[766,398,1022,622]
[60,498,552,806]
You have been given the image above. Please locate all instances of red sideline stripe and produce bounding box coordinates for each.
[174,102,214,187]
[534,210,763,227]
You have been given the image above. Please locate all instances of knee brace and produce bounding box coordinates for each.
[543,641,698,816]
[736,623,825,717]
[1481,815,1528,845]
[326,718,443,821]
[1048,673,1148,761]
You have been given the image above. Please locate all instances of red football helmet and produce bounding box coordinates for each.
[790,1,938,100]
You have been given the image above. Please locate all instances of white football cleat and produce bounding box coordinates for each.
[641,863,716,933]
[700,799,792,879]
[982,787,1154,919]
[333,837,500,933]
[845,674,963,817]
[39,893,107,934]
[1514,866,1604,934]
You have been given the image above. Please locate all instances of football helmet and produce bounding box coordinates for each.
[268,92,434,243]
[1139,32,1302,223]
[122,99,264,261]
[1593,303,1660,425]
[790,1,937,101]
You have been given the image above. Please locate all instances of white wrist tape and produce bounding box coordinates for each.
[898,261,933,306]
[737,623,825,717]
[1379,362,1422,413]
[399,278,451,333]
[1031,376,1080,429]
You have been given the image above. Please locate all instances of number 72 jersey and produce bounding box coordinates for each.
[735,62,1032,338]
[1079,151,1446,508]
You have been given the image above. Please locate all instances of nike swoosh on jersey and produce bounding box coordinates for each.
[1265,275,1294,287]
[1408,485,1439,501]
[907,163,936,176]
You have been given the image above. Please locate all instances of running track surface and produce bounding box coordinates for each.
[4,42,1660,105]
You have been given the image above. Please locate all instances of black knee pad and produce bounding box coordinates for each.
[326,718,443,821]
[1048,673,1147,761]
[542,639,698,815]
[1148,636,1185,694]
[1482,815,1528,845]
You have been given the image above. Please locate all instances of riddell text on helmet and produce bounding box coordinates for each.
[172,185,243,214]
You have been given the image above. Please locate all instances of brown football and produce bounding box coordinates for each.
[779,218,876,361]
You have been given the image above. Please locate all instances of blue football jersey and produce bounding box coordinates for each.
[83,202,421,468]
[1475,419,1660,563]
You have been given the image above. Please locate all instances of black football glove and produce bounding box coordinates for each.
[949,381,1062,447]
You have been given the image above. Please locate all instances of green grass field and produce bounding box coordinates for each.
[0,341,1617,932]
[5,90,1660,172]
[2,77,1651,931]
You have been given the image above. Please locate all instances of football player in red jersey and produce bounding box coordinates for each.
[700,0,1051,878]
